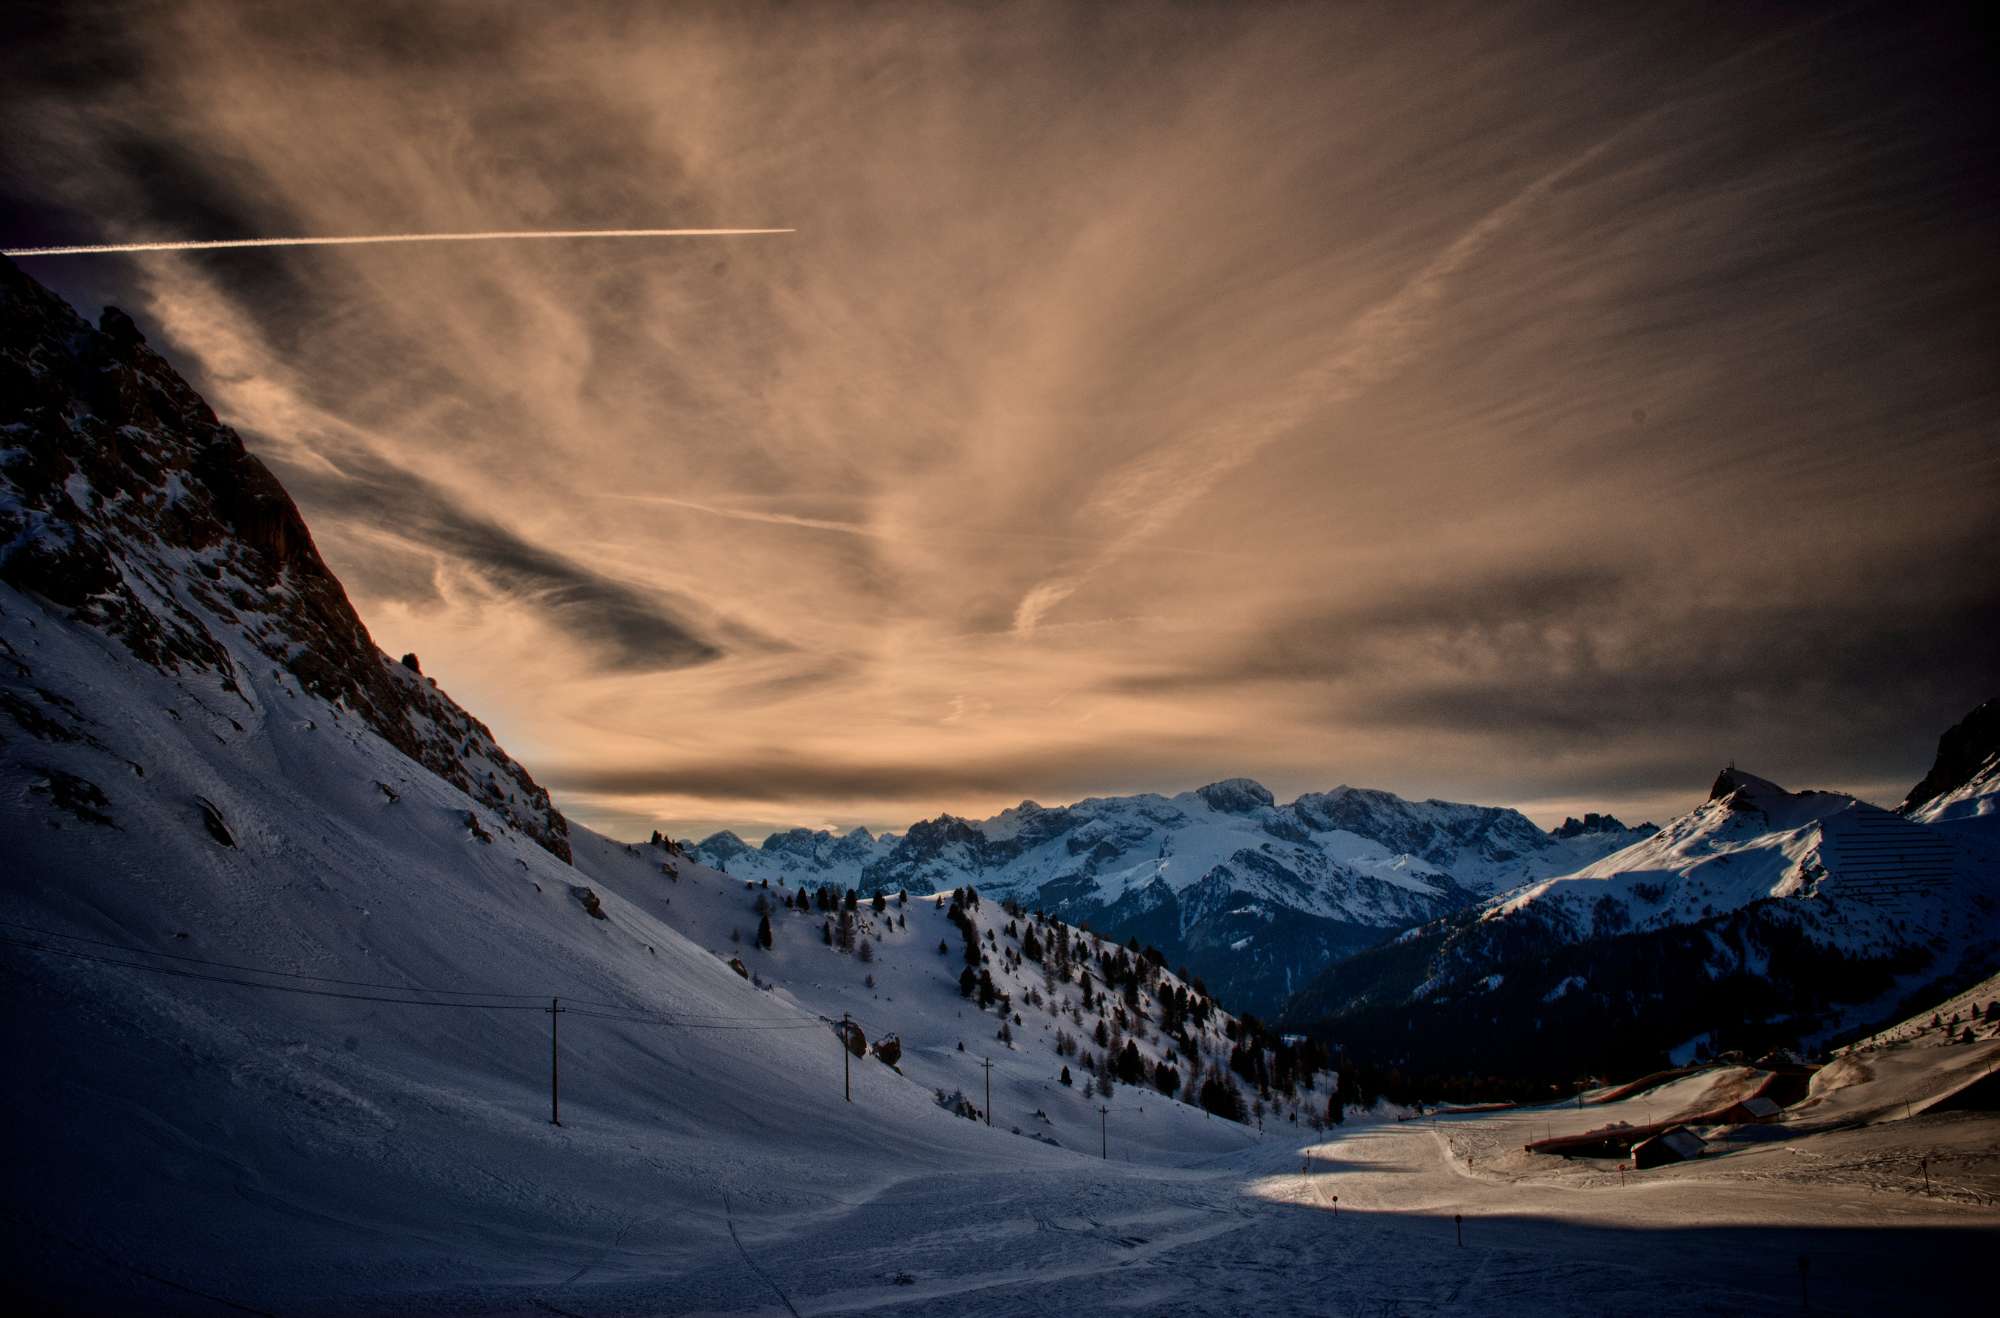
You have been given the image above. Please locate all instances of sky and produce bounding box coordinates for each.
[2,1,1994,843]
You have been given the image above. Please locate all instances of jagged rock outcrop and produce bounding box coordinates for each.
[0,255,570,860]
[1902,697,2000,827]
[1551,811,1654,839]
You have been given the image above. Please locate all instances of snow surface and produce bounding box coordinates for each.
[1908,752,2000,830]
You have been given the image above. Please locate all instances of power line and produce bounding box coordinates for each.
[565,1007,822,1031]
[0,919,618,1005]
[2,935,547,1009]
[5,935,827,1031]
[0,919,820,1023]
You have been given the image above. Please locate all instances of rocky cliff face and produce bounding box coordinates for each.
[1901,697,2000,830]
[1551,811,1653,840]
[0,256,570,860]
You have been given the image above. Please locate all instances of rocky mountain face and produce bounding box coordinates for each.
[1284,736,2000,1087]
[1902,697,2000,831]
[0,256,569,859]
[1551,812,1648,839]
[690,781,1652,1016]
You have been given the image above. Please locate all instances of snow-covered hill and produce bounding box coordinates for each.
[690,781,1653,1015]
[572,832,1330,1154]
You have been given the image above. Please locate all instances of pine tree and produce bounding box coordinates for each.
[1060,1065,1073,1087]
[757,914,773,949]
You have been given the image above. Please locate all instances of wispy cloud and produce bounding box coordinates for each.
[5,1,1990,836]
[606,491,1241,559]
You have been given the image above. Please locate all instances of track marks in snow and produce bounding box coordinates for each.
[724,1191,803,1318]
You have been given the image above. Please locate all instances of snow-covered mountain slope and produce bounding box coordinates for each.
[1484,767,1972,946]
[0,258,569,861]
[1284,759,2000,1086]
[570,832,1329,1154]
[689,781,1652,1016]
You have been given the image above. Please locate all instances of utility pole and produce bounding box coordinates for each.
[1099,1104,1109,1159]
[982,1057,994,1126]
[547,996,564,1126]
[1454,1213,1462,1247]
[842,1013,852,1103]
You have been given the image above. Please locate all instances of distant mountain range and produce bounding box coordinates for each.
[691,785,1656,1015]
[1281,719,2000,1085]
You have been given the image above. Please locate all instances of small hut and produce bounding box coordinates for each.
[1632,1126,1705,1169]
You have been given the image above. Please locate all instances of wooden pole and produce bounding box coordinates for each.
[842,1012,852,1103]
[548,996,564,1126]
[1099,1104,1109,1159]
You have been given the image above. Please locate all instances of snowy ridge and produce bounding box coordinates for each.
[1481,767,1983,952]
[693,786,1648,907]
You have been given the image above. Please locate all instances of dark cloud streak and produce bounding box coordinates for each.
[275,448,722,673]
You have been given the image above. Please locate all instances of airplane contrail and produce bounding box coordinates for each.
[1,227,794,257]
